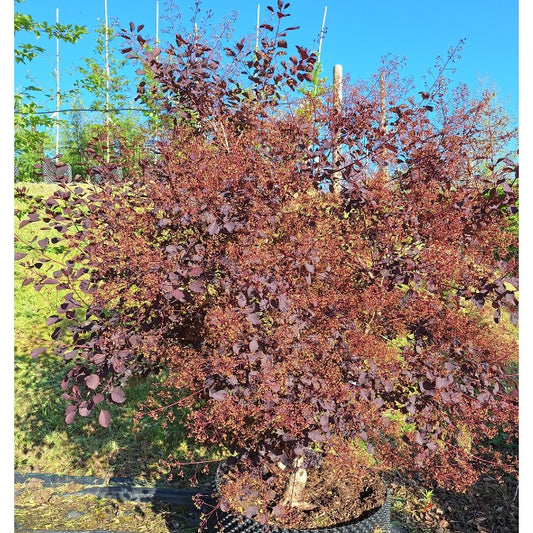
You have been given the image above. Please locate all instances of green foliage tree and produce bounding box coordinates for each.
[14,3,86,65]
[14,92,54,182]
[64,19,146,178]
[74,20,132,111]
[14,0,87,181]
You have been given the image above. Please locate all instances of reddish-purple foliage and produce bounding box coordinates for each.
[15,3,518,527]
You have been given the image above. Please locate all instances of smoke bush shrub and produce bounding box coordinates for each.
[16,2,518,528]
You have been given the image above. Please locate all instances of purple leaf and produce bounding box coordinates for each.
[246,313,262,325]
[110,386,126,403]
[15,253,27,261]
[85,374,100,390]
[99,409,111,428]
[189,266,203,277]
[210,389,227,400]
[189,279,205,293]
[471,293,484,310]
[249,338,259,352]
[224,221,236,233]
[435,376,449,389]
[93,393,105,404]
[220,501,229,512]
[373,397,384,408]
[278,293,289,312]
[308,429,324,442]
[65,405,77,424]
[414,432,425,446]
[45,315,61,326]
[31,347,46,358]
[18,219,32,229]
[79,402,92,417]
[419,380,435,393]
[272,505,284,517]
[171,288,186,301]
[477,391,491,403]
[208,220,220,235]
[245,505,259,519]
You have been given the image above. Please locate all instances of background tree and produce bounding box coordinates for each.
[61,19,144,180]
[15,1,86,65]
[73,19,133,112]
[14,0,87,182]
[14,91,54,182]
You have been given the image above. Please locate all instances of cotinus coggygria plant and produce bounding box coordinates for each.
[16,2,518,530]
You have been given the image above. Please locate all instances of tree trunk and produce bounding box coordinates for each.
[280,457,317,510]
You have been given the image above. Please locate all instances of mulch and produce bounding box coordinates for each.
[388,472,518,533]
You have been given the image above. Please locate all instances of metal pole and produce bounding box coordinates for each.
[104,0,110,162]
[318,6,327,63]
[55,8,60,157]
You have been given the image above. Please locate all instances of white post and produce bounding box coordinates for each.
[332,64,343,193]
[256,4,260,49]
[318,6,327,63]
[379,71,387,134]
[104,0,110,162]
[55,8,60,157]
[155,0,159,45]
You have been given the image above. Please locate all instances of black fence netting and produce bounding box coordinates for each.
[14,472,211,506]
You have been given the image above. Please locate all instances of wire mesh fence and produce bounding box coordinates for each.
[90,166,123,184]
[41,159,73,184]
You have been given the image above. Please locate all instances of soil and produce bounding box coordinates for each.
[289,466,387,529]
[218,457,387,530]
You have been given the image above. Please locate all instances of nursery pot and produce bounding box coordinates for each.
[209,464,391,533]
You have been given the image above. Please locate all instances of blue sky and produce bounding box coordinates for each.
[14,0,518,116]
